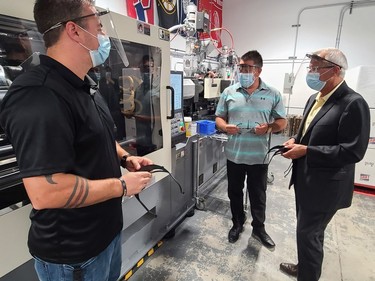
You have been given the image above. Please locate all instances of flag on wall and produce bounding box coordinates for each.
[198,0,223,47]
[126,0,154,24]
[156,0,178,29]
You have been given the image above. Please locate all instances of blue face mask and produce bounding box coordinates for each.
[78,26,111,67]
[306,73,326,91]
[239,73,255,88]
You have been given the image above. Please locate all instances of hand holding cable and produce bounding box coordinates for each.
[281,144,307,160]
[282,139,307,160]
[132,164,184,218]
[120,172,152,197]
[225,124,241,135]
[122,155,153,172]
[254,122,269,135]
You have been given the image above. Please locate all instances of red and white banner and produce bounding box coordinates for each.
[126,0,154,24]
[198,0,223,48]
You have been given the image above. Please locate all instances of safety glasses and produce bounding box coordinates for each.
[43,10,109,35]
[306,53,342,69]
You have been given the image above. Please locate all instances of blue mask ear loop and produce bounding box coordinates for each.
[133,165,185,217]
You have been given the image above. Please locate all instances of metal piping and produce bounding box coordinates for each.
[291,2,349,74]
[287,0,375,115]
[292,1,375,73]
[336,1,375,48]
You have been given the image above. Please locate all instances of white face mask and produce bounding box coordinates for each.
[77,25,111,67]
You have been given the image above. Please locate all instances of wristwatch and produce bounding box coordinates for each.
[120,154,130,168]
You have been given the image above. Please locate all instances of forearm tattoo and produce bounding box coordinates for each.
[45,175,89,208]
[45,175,57,184]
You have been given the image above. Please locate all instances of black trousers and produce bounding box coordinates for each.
[226,160,268,230]
[296,206,336,281]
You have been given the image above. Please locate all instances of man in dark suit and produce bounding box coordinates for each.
[279,48,370,281]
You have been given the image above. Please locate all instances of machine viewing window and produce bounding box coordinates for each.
[0,14,45,102]
[92,41,163,156]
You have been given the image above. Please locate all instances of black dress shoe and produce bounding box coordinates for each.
[280,263,298,277]
[228,225,244,243]
[251,230,275,248]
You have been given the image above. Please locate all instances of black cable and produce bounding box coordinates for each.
[263,145,287,165]
[284,162,293,177]
[263,145,292,178]
[134,164,185,217]
[134,194,156,217]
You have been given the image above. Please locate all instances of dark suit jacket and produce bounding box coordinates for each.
[290,81,370,212]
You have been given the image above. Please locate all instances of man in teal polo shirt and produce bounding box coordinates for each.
[215,50,287,247]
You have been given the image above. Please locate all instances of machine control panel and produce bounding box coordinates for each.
[171,112,186,147]
[171,112,185,137]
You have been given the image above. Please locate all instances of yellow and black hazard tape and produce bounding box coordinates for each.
[119,240,164,280]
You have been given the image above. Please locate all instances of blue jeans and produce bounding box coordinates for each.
[33,233,121,281]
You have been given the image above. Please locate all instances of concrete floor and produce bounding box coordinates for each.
[129,135,375,281]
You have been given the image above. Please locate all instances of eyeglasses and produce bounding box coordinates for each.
[306,53,342,69]
[236,121,261,134]
[43,10,109,35]
[306,66,335,73]
[238,64,259,73]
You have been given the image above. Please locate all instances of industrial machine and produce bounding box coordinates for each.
[0,2,195,280]
[168,2,238,121]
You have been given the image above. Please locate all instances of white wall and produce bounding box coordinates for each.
[223,0,375,114]
[95,0,127,15]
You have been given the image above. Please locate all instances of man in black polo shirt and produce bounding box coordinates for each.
[0,1,153,281]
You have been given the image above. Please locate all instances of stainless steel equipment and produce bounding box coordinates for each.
[192,134,227,210]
